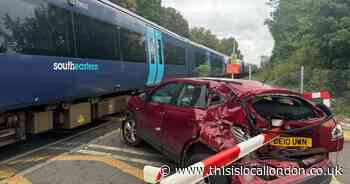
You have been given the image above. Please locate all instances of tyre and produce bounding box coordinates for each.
[121,112,142,147]
[184,152,231,184]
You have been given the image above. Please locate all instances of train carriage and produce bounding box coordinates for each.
[0,0,227,147]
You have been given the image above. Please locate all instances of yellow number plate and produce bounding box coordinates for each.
[270,137,313,148]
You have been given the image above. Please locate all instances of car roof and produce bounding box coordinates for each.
[165,77,299,97]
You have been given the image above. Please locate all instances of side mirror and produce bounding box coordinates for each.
[316,104,332,116]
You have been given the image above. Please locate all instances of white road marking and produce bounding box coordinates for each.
[87,128,121,145]
[76,149,163,166]
[331,176,342,184]
[76,150,112,156]
[88,144,163,159]
[2,121,122,178]
[48,147,75,151]
[0,122,113,166]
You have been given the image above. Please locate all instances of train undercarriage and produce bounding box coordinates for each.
[0,95,131,148]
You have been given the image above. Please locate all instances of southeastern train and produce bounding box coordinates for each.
[0,0,228,147]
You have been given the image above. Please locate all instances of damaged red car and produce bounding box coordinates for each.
[122,78,344,184]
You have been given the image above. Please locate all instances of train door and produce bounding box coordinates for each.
[146,27,164,86]
[154,30,164,84]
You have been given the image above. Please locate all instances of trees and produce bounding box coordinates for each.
[109,0,137,12]
[135,0,162,24]
[263,0,350,115]
[266,0,350,68]
[190,27,220,50]
[108,0,243,57]
[218,37,240,57]
[109,0,162,24]
[160,7,190,38]
[189,28,242,57]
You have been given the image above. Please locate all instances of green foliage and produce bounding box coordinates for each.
[160,7,190,38]
[190,27,220,50]
[108,0,243,57]
[267,0,350,68]
[136,0,162,24]
[262,0,350,116]
[190,27,242,56]
[218,37,240,57]
[109,0,137,11]
[113,0,244,56]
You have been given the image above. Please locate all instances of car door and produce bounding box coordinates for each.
[136,82,183,151]
[161,83,208,161]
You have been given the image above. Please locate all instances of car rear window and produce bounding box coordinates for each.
[252,95,318,120]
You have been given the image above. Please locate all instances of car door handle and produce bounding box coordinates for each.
[135,107,140,111]
[155,127,161,132]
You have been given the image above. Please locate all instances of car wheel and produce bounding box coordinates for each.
[121,112,142,147]
[185,152,231,184]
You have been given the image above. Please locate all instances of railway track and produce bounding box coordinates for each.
[0,115,124,181]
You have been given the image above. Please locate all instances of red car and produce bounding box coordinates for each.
[122,78,344,184]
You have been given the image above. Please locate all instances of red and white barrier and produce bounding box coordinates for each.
[143,130,279,184]
[303,91,331,108]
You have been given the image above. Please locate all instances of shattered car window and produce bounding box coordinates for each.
[252,95,318,120]
[209,91,225,106]
[151,83,182,104]
[177,84,207,108]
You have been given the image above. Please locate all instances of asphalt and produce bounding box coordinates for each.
[332,126,350,184]
[0,118,349,184]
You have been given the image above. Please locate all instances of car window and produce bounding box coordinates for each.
[209,91,225,106]
[177,84,207,108]
[151,83,183,105]
[252,96,317,120]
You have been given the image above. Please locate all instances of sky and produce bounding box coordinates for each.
[162,0,274,66]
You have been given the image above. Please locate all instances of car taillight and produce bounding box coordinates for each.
[271,119,284,127]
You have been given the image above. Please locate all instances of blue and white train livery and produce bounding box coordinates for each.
[0,0,228,147]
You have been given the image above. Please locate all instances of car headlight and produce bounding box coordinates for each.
[331,124,343,140]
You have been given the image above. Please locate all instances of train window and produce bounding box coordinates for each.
[195,52,208,66]
[157,40,163,65]
[120,28,146,63]
[164,41,186,65]
[210,55,224,76]
[0,0,73,57]
[74,13,119,60]
[193,51,209,77]
[0,37,6,54]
